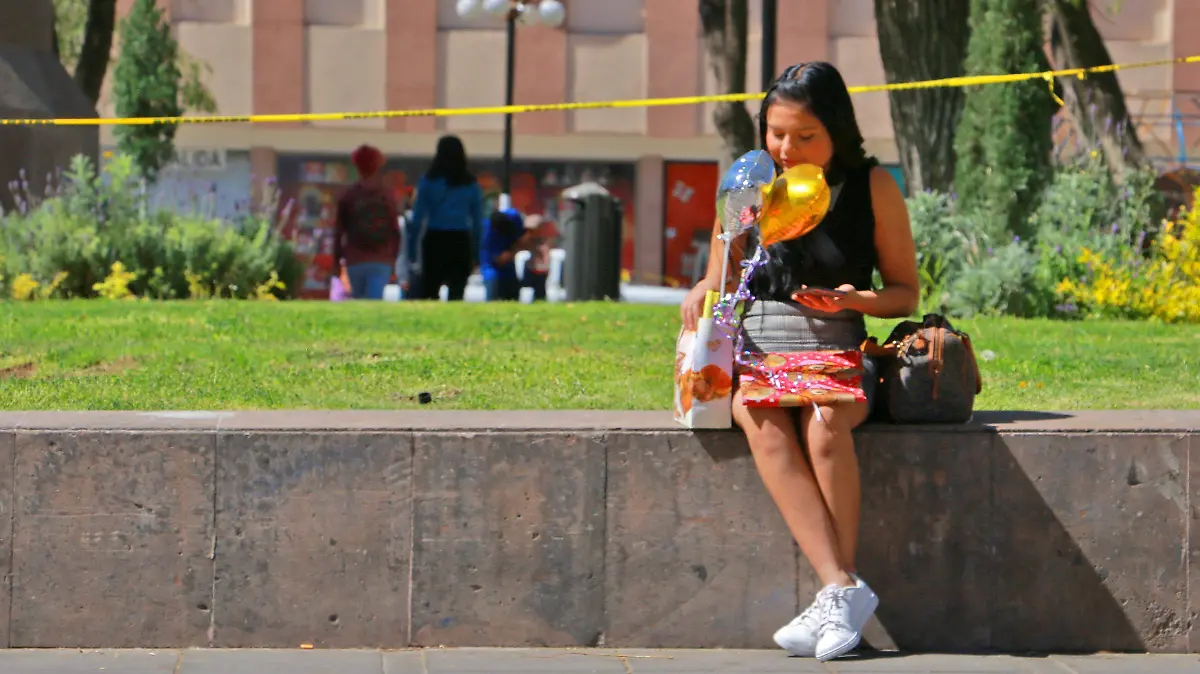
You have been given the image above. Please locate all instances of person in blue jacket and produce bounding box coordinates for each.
[480,207,531,302]
[407,135,484,301]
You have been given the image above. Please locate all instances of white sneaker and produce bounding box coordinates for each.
[814,577,879,662]
[772,589,829,657]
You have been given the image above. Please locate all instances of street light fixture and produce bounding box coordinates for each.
[454,0,566,211]
[762,0,777,92]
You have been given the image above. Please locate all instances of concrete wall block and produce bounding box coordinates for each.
[855,429,997,652]
[1188,434,1199,652]
[9,432,214,648]
[991,433,1190,653]
[410,432,606,647]
[603,431,797,649]
[212,432,413,648]
[0,433,13,649]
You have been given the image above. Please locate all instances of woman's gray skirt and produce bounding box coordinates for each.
[740,299,878,409]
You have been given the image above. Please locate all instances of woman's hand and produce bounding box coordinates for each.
[680,278,718,331]
[791,284,869,314]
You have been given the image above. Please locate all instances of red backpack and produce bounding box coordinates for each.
[345,189,397,250]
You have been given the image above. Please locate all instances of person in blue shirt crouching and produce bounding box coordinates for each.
[481,207,533,302]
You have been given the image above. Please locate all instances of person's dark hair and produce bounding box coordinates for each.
[757,61,875,186]
[749,62,878,298]
[426,134,476,187]
[489,208,524,241]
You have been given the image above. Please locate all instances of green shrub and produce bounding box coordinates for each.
[954,0,1056,240]
[1022,149,1164,317]
[112,0,184,183]
[906,145,1166,319]
[905,190,1034,317]
[946,239,1038,318]
[0,154,300,300]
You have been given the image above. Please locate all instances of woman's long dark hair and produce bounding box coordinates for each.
[426,135,477,187]
[748,61,877,299]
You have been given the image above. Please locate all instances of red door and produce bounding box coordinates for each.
[662,161,718,288]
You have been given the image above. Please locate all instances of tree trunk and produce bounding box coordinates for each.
[73,0,117,105]
[1048,0,1146,179]
[700,0,757,170]
[874,0,970,194]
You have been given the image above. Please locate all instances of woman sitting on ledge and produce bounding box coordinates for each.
[680,61,920,662]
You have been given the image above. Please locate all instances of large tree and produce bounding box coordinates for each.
[954,0,1057,239]
[55,0,215,113]
[874,1,971,194]
[112,0,183,182]
[700,0,757,169]
[1048,0,1145,179]
[54,0,116,106]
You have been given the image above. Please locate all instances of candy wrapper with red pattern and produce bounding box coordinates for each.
[737,350,867,408]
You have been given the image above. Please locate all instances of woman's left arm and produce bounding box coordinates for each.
[840,167,919,318]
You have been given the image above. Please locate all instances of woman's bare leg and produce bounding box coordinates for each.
[801,402,869,574]
[734,391,854,588]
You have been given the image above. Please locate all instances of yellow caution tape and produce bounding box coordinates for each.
[3,55,1198,127]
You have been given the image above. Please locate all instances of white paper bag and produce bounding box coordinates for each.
[673,290,734,429]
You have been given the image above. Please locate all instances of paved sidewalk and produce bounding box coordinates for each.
[0,648,1193,674]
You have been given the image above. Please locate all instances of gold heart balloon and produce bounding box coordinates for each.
[757,164,832,247]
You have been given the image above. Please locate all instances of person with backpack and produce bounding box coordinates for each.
[332,145,401,300]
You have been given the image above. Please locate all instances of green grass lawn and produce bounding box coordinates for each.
[0,300,1197,411]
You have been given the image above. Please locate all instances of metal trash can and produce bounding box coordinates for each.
[559,181,623,301]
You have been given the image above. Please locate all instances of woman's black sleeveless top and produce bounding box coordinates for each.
[747,163,879,302]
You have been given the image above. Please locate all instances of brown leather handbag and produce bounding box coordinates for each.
[862,314,983,424]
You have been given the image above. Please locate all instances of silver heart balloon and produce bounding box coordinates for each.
[716,150,777,238]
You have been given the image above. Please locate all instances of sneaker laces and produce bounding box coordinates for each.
[789,585,835,627]
[820,586,852,629]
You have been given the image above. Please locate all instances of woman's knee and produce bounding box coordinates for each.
[803,403,867,461]
[733,399,801,460]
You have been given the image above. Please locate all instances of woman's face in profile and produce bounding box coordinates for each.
[764,99,834,173]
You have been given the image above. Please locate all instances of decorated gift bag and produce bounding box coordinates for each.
[738,350,867,407]
[674,290,734,429]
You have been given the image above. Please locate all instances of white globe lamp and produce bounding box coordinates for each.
[537,0,566,27]
[482,0,511,17]
[455,0,484,19]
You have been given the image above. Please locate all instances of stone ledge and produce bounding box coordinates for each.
[0,411,1195,652]
[0,410,1197,432]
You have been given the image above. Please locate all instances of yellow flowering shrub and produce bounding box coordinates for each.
[92,262,138,300]
[253,271,286,301]
[1057,196,1200,323]
[7,271,69,301]
[185,271,212,300]
[11,274,40,301]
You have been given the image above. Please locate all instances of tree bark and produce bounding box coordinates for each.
[1048,0,1146,179]
[73,0,117,106]
[700,0,757,170]
[873,0,970,194]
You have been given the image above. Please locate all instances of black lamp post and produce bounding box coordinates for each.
[762,0,777,91]
[455,0,566,210]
